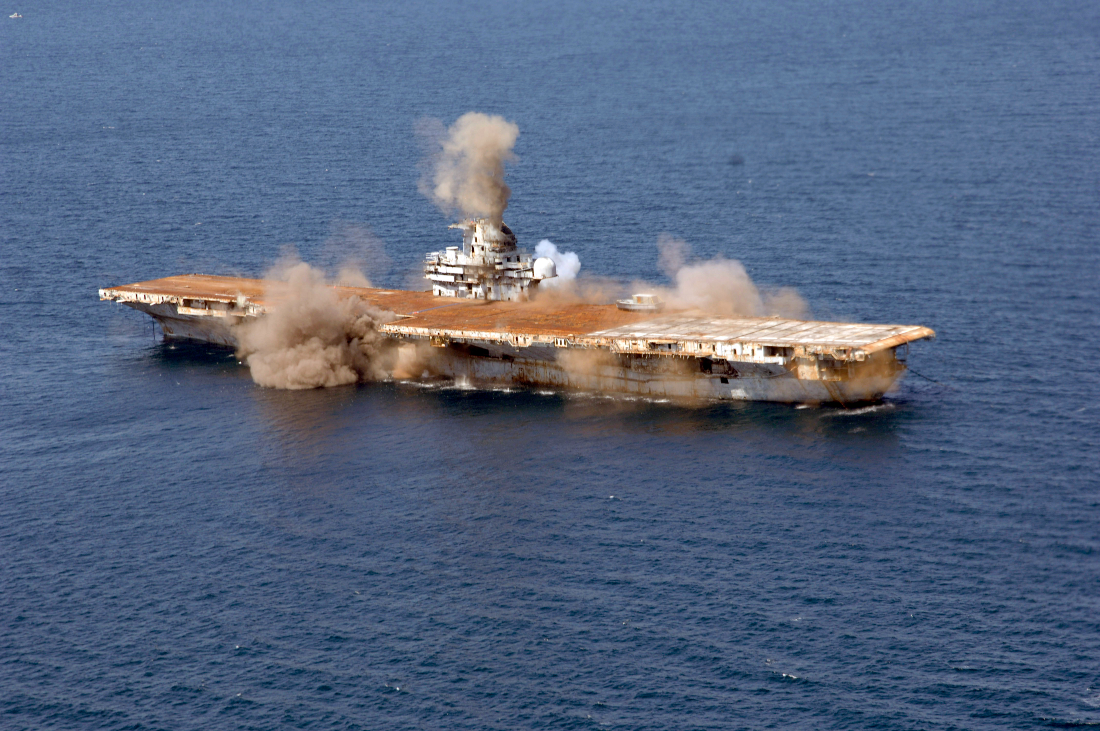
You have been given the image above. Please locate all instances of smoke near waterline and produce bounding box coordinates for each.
[228,109,805,390]
[227,237,805,390]
[231,255,432,390]
[418,112,519,227]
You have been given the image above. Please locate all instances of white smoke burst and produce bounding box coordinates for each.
[534,239,581,288]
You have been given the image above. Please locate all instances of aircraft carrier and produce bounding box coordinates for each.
[100,219,935,404]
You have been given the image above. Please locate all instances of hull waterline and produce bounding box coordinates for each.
[102,277,934,405]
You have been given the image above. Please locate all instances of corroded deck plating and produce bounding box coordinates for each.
[101,274,936,403]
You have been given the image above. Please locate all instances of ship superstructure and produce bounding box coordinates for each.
[424,218,557,301]
[99,219,937,404]
[101,231,936,403]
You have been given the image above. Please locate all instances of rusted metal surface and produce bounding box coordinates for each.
[102,276,935,357]
[100,275,657,335]
[383,301,654,338]
[583,317,936,360]
[859,327,938,354]
[101,275,935,366]
[382,310,936,364]
[101,275,487,320]
[100,273,937,404]
[100,275,270,307]
[587,316,932,348]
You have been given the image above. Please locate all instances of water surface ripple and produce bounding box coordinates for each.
[1,1,1098,729]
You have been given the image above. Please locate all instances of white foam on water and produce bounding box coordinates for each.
[825,403,894,417]
[447,375,476,391]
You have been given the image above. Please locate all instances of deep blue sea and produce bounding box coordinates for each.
[2,1,1099,728]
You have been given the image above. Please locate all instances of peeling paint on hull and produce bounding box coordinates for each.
[126,302,240,348]
[101,275,934,405]
[433,348,902,404]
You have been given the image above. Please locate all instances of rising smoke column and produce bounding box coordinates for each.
[420,112,520,226]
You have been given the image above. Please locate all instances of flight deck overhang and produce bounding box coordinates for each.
[101,274,935,365]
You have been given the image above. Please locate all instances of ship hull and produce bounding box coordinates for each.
[124,302,240,348]
[102,275,934,405]
[126,302,902,404]
[432,345,903,404]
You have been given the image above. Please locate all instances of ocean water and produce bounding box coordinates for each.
[2,1,1099,728]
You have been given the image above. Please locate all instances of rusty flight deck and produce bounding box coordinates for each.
[98,274,653,335]
[101,274,935,359]
[101,273,937,402]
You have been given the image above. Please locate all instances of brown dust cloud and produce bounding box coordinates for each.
[232,113,806,389]
[645,233,807,319]
[231,255,402,390]
[418,111,519,227]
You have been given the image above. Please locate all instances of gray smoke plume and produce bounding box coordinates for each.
[420,112,520,226]
[653,234,807,318]
[657,232,691,279]
[317,221,391,288]
[232,256,401,389]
